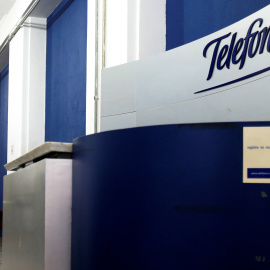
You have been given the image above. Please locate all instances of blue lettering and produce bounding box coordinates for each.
[217,45,229,70]
[248,31,261,58]
[203,18,269,80]
[240,19,263,68]
[259,27,270,53]
[232,38,244,64]
[203,33,231,80]
[225,33,237,69]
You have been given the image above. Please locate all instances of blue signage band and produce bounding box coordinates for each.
[248,168,270,178]
[194,66,270,94]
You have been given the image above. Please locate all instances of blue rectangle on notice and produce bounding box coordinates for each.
[248,168,270,178]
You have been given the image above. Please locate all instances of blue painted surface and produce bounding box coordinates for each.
[248,169,270,179]
[72,123,270,269]
[166,0,270,50]
[0,66,8,210]
[46,0,87,142]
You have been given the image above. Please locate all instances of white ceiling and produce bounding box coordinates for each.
[0,0,16,23]
[31,0,63,18]
[0,0,63,73]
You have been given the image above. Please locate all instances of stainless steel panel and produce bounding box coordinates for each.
[3,159,72,270]
[44,159,72,270]
[3,160,46,270]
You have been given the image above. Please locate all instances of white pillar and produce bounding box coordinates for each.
[86,0,166,134]
[139,0,166,58]
[104,0,166,64]
[105,0,128,68]
[8,17,47,162]
[128,0,140,62]
[86,0,96,135]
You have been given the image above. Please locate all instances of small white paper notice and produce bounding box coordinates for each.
[243,127,270,184]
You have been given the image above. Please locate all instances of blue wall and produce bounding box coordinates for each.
[0,66,8,210]
[46,0,87,142]
[166,0,270,50]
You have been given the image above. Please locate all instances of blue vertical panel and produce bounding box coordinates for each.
[46,0,87,142]
[0,66,8,210]
[166,0,184,51]
[166,0,270,50]
[72,122,270,270]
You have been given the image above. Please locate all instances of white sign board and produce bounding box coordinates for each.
[101,5,270,132]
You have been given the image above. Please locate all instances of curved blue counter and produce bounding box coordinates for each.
[72,123,270,269]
